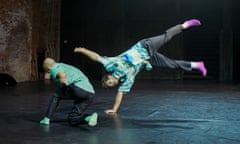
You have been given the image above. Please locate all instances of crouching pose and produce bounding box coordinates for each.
[40,58,98,126]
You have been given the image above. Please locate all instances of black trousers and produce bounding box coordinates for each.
[45,84,94,125]
[140,24,192,71]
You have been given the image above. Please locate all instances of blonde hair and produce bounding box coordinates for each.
[43,57,56,72]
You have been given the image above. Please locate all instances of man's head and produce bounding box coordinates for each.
[43,57,56,73]
[101,74,119,88]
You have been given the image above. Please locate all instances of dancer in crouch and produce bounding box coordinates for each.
[74,19,207,114]
[40,57,98,126]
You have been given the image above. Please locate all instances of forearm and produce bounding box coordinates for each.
[112,92,124,112]
[74,47,101,61]
[58,71,67,85]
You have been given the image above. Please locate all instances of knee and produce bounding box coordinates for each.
[51,93,60,103]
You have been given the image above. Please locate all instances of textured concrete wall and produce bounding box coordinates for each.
[0,0,32,82]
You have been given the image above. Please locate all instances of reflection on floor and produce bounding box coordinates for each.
[0,80,240,144]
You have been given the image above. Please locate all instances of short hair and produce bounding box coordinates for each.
[43,57,55,71]
[101,73,111,88]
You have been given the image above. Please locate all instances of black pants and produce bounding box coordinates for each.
[45,84,94,125]
[140,24,192,71]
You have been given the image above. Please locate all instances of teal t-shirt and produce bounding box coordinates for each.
[49,63,95,94]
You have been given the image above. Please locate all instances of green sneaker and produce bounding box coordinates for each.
[40,117,50,125]
[85,113,98,127]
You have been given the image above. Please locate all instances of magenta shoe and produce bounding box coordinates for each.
[183,19,201,28]
[196,61,207,77]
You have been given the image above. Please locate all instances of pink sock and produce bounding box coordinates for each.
[182,19,201,29]
[196,62,207,77]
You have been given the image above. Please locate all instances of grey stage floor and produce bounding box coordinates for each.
[0,80,240,144]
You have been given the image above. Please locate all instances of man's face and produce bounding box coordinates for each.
[105,75,118,87]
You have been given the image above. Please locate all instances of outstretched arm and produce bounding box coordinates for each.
[105,91,124,114]
[74,47,101,61]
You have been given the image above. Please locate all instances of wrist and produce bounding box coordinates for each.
[112,107,118,112]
